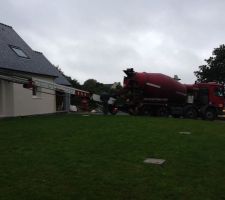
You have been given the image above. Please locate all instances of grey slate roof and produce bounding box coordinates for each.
[0,23,71,86]
[54,71,71,86]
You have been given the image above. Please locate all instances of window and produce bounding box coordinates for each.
[215,87,224,97]
[197,88,209,105]
[199,88,209,95]
[9,45,29,58]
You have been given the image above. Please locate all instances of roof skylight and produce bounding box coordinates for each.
[9,45,29,58]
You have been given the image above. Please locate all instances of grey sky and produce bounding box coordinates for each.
[1,0,225,84]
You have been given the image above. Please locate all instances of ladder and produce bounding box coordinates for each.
[0,69,90,97]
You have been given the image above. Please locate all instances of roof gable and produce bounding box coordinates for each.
[0,23,71,86]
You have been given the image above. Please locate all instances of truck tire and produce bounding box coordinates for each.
[128,106,140,115]
[204,108,216,121]
[109,106,118,115]
[172,114,181,118]
[156,107,168,117]
[184,107,198,119]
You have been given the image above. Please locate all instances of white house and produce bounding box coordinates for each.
[0,22,72,117]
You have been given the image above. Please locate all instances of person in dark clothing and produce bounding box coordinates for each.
[100,92,110,115]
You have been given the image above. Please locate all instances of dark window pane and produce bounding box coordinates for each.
[215,87,224,97]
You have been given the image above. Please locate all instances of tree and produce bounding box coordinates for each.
[54,65,82,89]
[64,75,82,89]
[83,79,113,94]
[194,44,225,84]
[83,79,98,93]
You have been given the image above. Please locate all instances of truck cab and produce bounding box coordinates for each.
[192,82,225,119]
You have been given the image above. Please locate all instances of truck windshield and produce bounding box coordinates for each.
[215,87,225,97]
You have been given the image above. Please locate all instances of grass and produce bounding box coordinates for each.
[0,114,225,200]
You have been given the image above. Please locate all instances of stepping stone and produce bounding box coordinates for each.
[179,131,191,135]
[144,158,166,165]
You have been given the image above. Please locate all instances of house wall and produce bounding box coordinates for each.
[0,75,56,117]
[0,80,14,117]
[0,82,2,116]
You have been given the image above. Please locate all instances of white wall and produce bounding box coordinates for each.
[0,75,56,117]
[0,80,14,117]
[0,81,3,116]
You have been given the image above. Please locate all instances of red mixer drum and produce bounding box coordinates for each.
[124,69,187,104]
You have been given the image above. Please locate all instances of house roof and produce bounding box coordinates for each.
[0,23,71,86]
[54,71,71,86]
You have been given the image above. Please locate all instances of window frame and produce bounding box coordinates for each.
[214,87,225,97]
[9,45,29,59]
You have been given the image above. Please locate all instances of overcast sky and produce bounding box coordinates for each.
[1,0,225,84]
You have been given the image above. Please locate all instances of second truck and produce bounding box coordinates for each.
[112,68,225,120]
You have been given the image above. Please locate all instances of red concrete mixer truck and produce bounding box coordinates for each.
[115,68,225,120]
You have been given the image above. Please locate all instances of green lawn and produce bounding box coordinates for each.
[0,115,225,200]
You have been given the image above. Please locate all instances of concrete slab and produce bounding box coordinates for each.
[144,158,166,165]
[179,131,191,135]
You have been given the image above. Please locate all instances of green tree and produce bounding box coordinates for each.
[194,44,225,84]
[54,65,82,89]
[83,79,98,93]
[83,79,113,94]
[64,75,82,89]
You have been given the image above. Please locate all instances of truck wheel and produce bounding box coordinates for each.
[128,106,140,115]
[109,105,118,115]
[172,114,181,118]
[156,107,168,117]
[184,108,197,119]
[204,108,216,120]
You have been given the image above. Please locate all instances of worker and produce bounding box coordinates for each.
[100,92,110,115]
